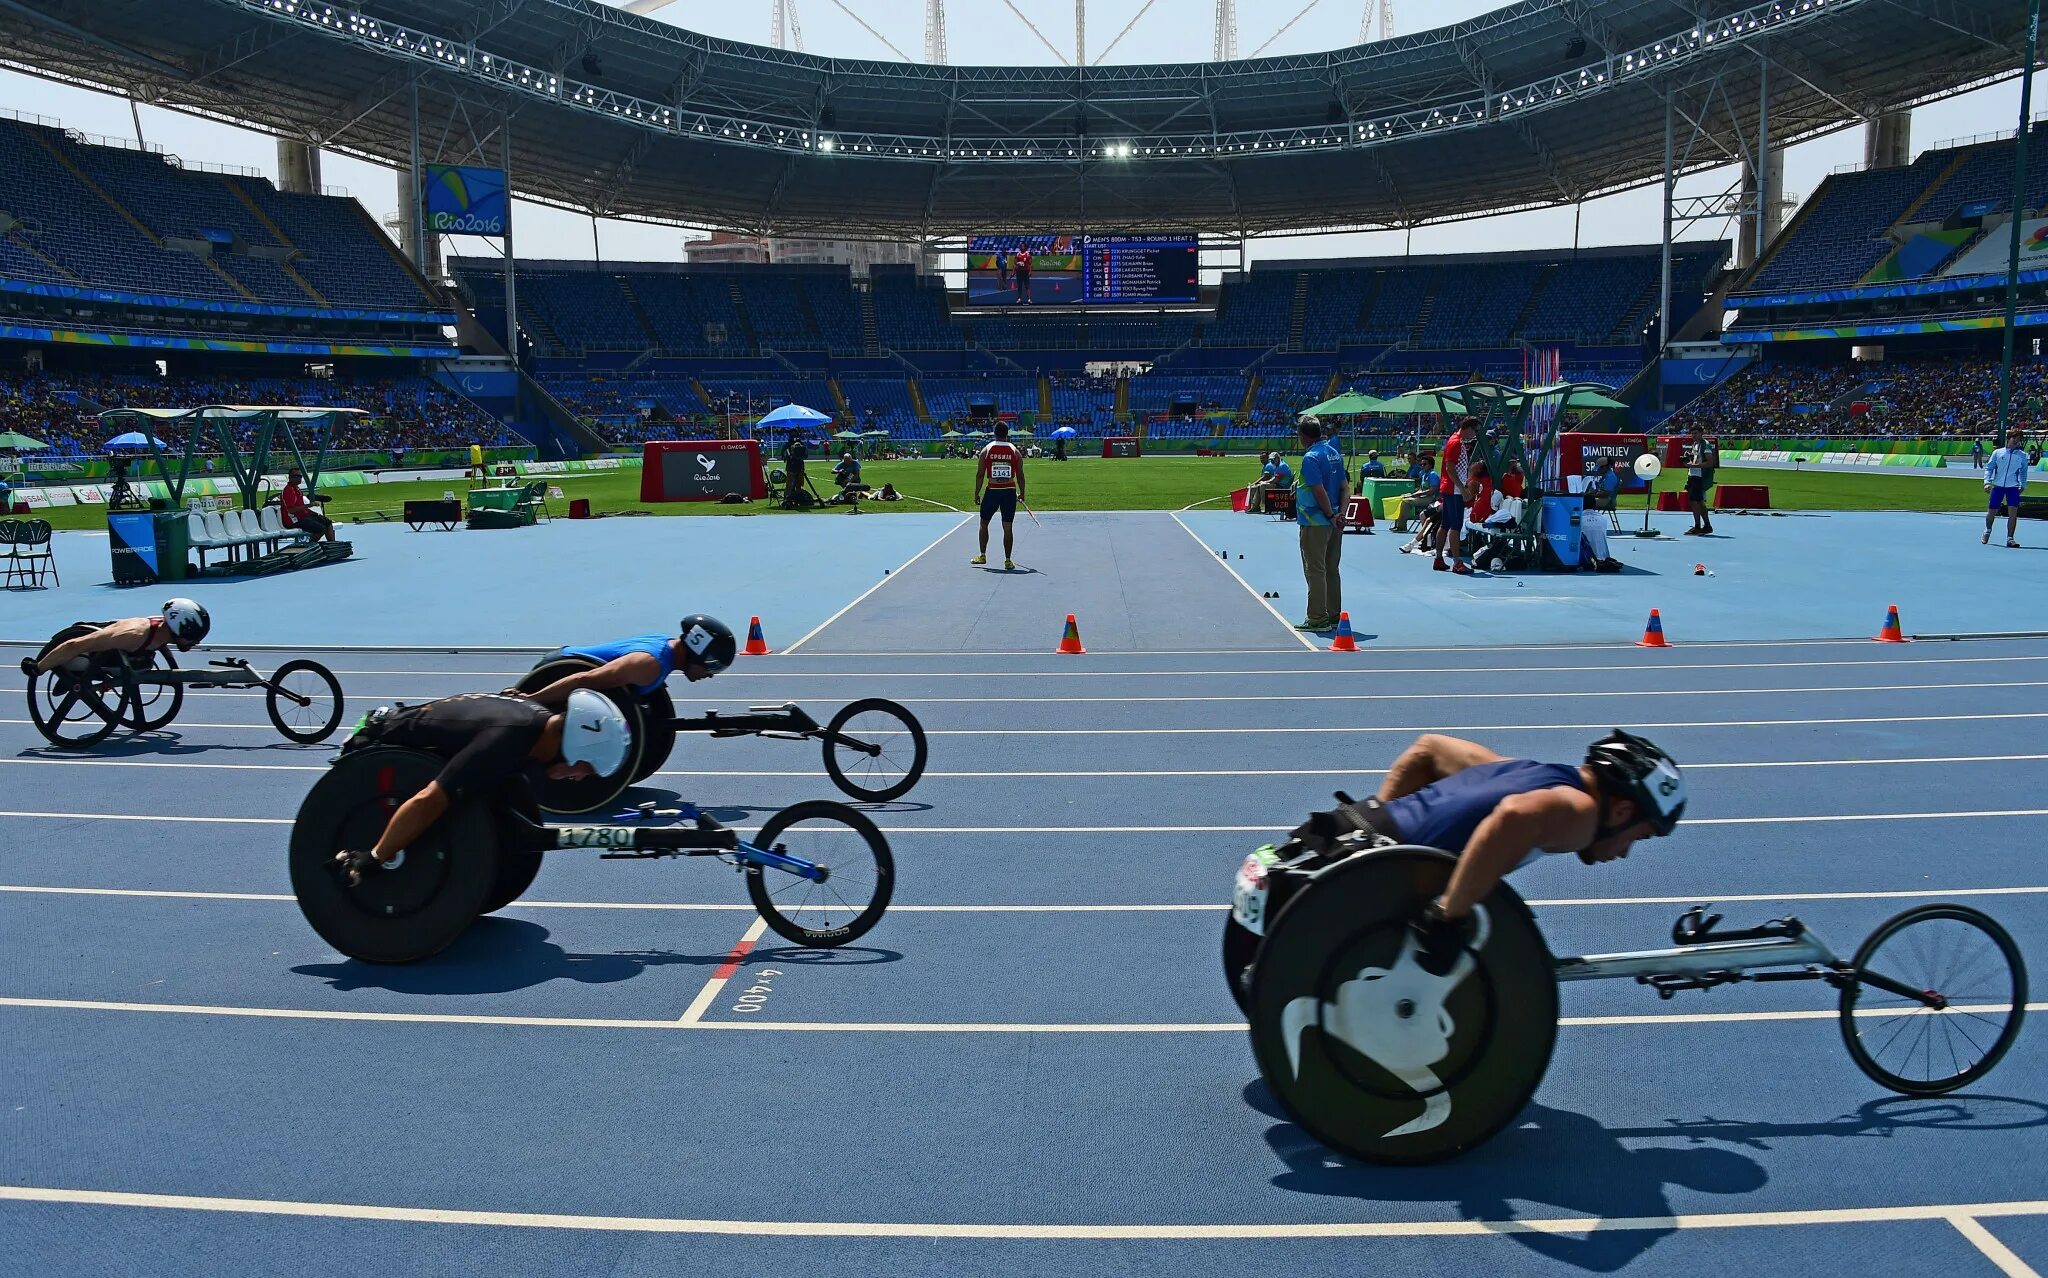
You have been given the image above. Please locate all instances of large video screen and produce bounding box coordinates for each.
[967,234,1198,305]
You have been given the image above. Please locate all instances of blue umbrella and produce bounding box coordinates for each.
[106,432,167,450]
[1050,427,1078,439]
[756,404,832,427]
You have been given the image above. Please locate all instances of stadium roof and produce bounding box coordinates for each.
[0,0,2030,237]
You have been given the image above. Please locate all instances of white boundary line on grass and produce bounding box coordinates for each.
[4,882,2044,912]
[1,1183,2046,1242]
[781,516,971,655]
[1167,510,1320,651]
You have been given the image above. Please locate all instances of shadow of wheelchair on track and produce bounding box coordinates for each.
[14,737,331,760]
[1246,1082,1764,1273]
[291,917,902,996]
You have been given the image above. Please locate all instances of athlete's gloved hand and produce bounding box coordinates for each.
[1408,901,1475,979]
[19,657,37,678]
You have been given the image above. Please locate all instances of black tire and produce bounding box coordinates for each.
[745,800,894,947]
[821,698,929,801]
[25,623,129,749]
[123,645,183,732]
[288,748,499,963]
[514,657,645,815]
[1224,914,1260,1016]
[633,687,677,783]
[1247,846,1557,1165]
[482,777,546,915]
[1839,904,2028,1096]
[265,659,344,743]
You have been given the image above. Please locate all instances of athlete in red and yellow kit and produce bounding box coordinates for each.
[972,421,1026,569]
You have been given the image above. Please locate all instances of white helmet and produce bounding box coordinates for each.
[560,689,630,776]
[161,598,210,648]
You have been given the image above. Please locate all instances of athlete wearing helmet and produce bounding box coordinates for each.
[330,689,633,885]
[515,615,738,707]
[1291,729,1686,972]
[20,599,213,679]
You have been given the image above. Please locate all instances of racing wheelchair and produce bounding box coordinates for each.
[512,653,928,815]
[289,746,894,963]
[23,621,344,748]
[1224,821,2029,1165]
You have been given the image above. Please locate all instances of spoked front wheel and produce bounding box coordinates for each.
[745,800,894,947]
[1840,904,2028,1096]
[265,659,345,743]
[821,698,928,801]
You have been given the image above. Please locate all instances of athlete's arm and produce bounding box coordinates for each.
[1377,734,1505,802]
[370,780,451,860]
[519,652,659,704]
[1437,785,1598,918]
[973,448,987,503]
[33,618,149,673]
[1013,448,1026,501]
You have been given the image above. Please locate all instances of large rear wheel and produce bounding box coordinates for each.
[25,624,128,749]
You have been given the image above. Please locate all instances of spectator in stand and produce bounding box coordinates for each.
[1293,419,1347,632]
[1436,417,1479,574]
[1984,427,2031,548]
[1358,450,1386,483]
[278,465,336,544]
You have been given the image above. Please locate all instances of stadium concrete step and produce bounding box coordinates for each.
[216,174,328,305]
[1512,264,1556,336]
[1286,272,1309,352]
[858,287,881,356]
[616,275,663,347]
[727,279,758,349]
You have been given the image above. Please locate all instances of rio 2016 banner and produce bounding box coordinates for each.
[424,164,508,236]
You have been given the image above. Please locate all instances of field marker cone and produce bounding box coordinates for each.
[1055,613,1086,655]
[1327,612,1359,652]
[1636,608,1670,648]
[1874,604,1908,644]
[744,616,772,655]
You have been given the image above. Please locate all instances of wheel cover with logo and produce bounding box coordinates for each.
[1247,846,1557,1164]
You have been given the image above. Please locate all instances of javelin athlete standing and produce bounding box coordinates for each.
[972,421,1027,569]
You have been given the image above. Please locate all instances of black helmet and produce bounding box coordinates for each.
[677,614,738,673]
[1585,729,1686,836]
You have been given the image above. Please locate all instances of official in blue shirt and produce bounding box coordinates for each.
[1359,450,1386,482]
[1985,427,2032,548]
[1294,419,1350,632]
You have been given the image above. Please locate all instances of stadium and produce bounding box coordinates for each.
[3,0,2048,1273]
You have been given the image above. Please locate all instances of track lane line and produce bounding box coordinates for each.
[1948,1215,2042,1278]
[677,916,770,1024]
[2,1184,2047,1240]
[1167,510,1319,651]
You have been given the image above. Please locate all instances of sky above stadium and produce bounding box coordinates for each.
[0,0,2038,270]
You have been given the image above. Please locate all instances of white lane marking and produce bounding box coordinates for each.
[8,883,2044,912]
[1167,510,1319,651]
[1,1185,2047,1241]
[677,915,769,1024]
[0,996,2038,1034]
[7,809,2048,832]
[12,653,2048,682]
[1949,1215,2043,1278]
[781,517,971,655]
[5,753,2048,780]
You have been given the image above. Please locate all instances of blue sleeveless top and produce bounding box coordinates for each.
[1382,758,1587,869]
[562,634,675,697]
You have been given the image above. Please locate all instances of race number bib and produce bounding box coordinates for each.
[1231,845,1282,935]
[989,461,1014,482]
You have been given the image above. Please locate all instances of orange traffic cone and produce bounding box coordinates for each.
[1055,613,1086,655]
[1636,608,1670,648]
[1874,604,1908,644]
[1327,612,1359,652]
[744,616,772,655]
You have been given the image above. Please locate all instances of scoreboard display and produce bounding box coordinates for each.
[967,234,1198,305]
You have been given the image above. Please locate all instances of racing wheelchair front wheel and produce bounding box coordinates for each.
[265,659,344,743]
[821,698,928,801]
[745,800,895,947]
[1247,846,1557,1165]
[1839,904,2027,1096]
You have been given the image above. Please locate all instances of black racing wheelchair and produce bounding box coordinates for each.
[23,621,344,748]
[289,747,895,964]
[1223,815,2029,1165]
[512,653,928,815]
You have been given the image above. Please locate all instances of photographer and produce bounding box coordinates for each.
[779,433,811,508]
